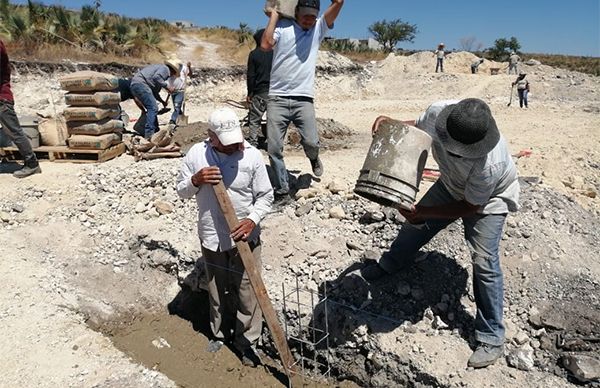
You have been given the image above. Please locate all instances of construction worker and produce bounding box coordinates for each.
[246,29,272,148]
[512,72,530,108]
[508,51,520,75]
[176,107,273,367]
[0,39,41,178]
[167,60,191,127]
[262,0,345,205]
[435,43,445,73]
[471,58,484,74]
[362,98,520,369]
[130,60,179,139]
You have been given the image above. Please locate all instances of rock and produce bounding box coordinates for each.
[432,316,449,330]
[361,211,385,223]
[561,354,600,383]
[396,281,411,296]
[514,331,530,345]
[346,241,362,250]
[295,203,314,217]
[506,344,535,371]
[525,59,541,66]
[327,179,347,194]
[562,176,585,190]
[12,204,24,213]
[329,206,346,219]
[154,200,174,215]
[0,211,10,222]
[295,188,320,200]
[363,250,380,262]
[135,202,146,213]
[151,337,171,349]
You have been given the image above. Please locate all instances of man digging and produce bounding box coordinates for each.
[362,99,520,368]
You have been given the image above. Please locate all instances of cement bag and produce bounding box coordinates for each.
[59,71,119,92]
[68,133,122,150]
[65,91,121,107]
[38,116,69,146]
[67,119,125,136]
[64,106,121,122]
[264,0,298,19]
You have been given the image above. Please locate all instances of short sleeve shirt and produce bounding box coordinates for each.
[269,17,330,98]
[415,100,520,214]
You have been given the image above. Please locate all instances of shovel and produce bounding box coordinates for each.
[507,84,514,107]
[177,101,188,126]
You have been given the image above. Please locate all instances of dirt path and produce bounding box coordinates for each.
[173,33,233,68]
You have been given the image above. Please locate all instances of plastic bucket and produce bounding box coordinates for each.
[354,120,432,210]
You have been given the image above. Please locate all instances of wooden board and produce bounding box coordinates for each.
[0,143,125,163]
[212,182,295,380]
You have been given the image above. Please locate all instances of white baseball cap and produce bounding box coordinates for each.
[208,108,243,146]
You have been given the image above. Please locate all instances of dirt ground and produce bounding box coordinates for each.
[1,42,599,388]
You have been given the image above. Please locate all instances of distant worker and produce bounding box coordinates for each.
[130,60,180,139]
[262,0,345,205]
[471,58,484,74]
[435,43,445,73]
[246,29,272,148]
[508,51,520,75]
[0,39,41,178]
[512,72,530,108]
[167,60,192,127]
[176,107,273,367]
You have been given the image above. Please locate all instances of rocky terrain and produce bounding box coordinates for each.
[1,46,599,387]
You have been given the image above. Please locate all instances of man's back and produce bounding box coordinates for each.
[247,47,273,96]
[0,40,14,102]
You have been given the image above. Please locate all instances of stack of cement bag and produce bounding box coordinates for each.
[59,71,125,150]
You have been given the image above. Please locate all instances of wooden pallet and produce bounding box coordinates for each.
[0,143,125,164]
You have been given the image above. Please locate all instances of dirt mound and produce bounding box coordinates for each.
[379,51,506,76]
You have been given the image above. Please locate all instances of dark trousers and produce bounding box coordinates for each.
[0,100,36,162]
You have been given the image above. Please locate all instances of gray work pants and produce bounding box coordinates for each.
[202,240,262,352]
[0,100,35,161]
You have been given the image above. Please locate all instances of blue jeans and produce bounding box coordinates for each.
[379,182,506,346]
[518,89,528,108]
[170,91,184,123]
[130,82,158,138]
[0,100,35,161]
[267,95,320,195]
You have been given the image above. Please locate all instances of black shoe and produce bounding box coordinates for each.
[467,343,504,368]
[360,263,388,281]
[273,193,293,207]
[241,347,261,367]
[310,157,323,177]
[13,162,41,178]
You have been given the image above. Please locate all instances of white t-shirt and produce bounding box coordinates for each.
[167,64,190,91]
[269,17,330,98]
[415,100,520,214]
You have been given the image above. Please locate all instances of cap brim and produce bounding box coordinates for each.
[297,7,318,17]
[435,104,501,158]
[217,128,244,146]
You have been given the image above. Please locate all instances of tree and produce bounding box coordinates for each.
[368,19,417,53]
[459,35,484,52]
[487,36,521,60]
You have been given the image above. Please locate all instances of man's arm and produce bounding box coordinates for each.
[261,8,279,51]
[324,0,344,28]
[403,200,480,224]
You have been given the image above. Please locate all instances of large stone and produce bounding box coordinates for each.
[0,211,10,223]
[506,344,535,371]
[329,206,346,219]
[295,203,314,217]
[327,179,347,194]
[154,200,174,215]
[561,355,600,383]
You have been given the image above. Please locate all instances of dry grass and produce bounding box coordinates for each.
[189,28,254,65]
[524,53,600,76]
[336,50,388,63]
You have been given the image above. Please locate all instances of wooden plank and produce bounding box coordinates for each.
[0,143,125,163]
[212,182,295,379]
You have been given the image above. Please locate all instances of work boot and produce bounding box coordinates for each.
[310,157,323,177]
[13,157,41,179]
[360,262,388,281]
[467,343,504,368]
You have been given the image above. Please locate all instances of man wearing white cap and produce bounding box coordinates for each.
[261,0,345,205]
[176,107,273,367]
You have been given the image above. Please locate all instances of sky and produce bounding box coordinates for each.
[11,0,600,56]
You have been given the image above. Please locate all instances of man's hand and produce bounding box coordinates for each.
[191,166,222,186]
[264,6,278,18]
[231,218,256,242]
[371,115,392,136]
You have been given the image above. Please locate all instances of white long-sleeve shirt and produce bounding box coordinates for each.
[176,140,274,251]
